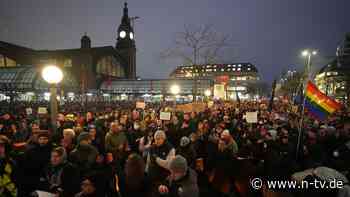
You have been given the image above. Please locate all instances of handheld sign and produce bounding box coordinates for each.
[160,112,171,121]
[136,101,146,109]
[245,111,258,123]
[26,108,33,115]
[38,107,48,114]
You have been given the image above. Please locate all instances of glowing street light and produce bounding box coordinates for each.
[42,65,63,84]
[204,89,211,97]
[170,84,180,106]
[170,84,180,95]
[41,65,63,131]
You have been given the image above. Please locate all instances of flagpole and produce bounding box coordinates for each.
[296,50,317,160]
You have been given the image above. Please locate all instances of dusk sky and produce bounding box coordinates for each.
[1,0,350,83]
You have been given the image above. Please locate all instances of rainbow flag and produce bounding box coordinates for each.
[305,81,341,120]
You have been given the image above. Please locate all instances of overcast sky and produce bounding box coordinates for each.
[1,0,349,83]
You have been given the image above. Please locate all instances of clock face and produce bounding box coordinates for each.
[129,32,134,40]
[119,31,126,38]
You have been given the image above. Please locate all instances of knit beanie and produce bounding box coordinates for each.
[77,132,90,144]
[180,136,190,147]
[169,155,188,173]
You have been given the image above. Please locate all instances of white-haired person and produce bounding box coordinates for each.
[146,130,175,185]
[61,128,76,154]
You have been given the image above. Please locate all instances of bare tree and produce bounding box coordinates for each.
[160,24,233,65]
[161,24,233,101]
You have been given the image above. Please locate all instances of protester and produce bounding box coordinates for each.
[158,155,199,197]
[0,99,348,197]
[38,147,80,197]
[0,135,17,197]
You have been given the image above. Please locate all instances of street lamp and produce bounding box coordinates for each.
[41,65,63,131]
[204,89,211,101]
[296,49,317,159]
[170,84,180,106]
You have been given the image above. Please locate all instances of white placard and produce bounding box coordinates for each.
[213,84,226,99]
[26,108,33,115]
[136,101,146,109]
[38,107,48,114]
[245,111,258,123]
[34,191,56,197]
[160,112,171,121]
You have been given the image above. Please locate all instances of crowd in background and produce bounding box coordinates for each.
[0,100,349,197]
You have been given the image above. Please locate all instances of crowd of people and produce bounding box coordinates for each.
[0,100,349,197]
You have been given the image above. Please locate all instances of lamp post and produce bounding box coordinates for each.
[296,49,317,160]
[170,84,180,107]
[42,65,63,132]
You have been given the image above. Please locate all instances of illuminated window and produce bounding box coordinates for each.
[232,68,236,71]
[0,54,4,67]
[213,69,216,72]
[0,55,17,67]
[237,68,241,71]
[238,64,242,67]
[247,68,251,71]
[64,58,72,67]
[233,65,236,67]
[228,68,231,71]
[228,65,232,67]
[221,68,225,72]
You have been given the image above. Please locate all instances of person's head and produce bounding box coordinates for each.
[125,154,145,180]
[37,133,49,146]
[223,115,230,122]
[3,113,10,120]
[10,123,17,132]
[77,132,91,145]
[31,122,40,132]
[88,125,97,139]
[86,112,94,122]
[183,113,190,122]
[110,122,120,133]
[51,147,67,166]
[169,155,188,181]
[221,129,231,142]
[80,176,97,195]
[63,128,75,140]
[154,130,166,147]
[0,135,10,158]
[197,121,204,131]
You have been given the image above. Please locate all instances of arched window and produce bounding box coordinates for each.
[97,56,125,77]
[0,54,17,67]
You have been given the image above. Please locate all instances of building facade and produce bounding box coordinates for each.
[170,63,261,99]
[0,3,136,92]
[315,33,350,101]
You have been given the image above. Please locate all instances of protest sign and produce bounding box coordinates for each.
[38,107,47,114]
[26,108,33,115]
[160,112,171,120]
[245,111,258,123]
[136,101,146,109]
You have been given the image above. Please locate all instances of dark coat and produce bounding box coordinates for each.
[167,169,199,197]
[38,161,80,197]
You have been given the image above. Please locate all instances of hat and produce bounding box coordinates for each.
[169,155,188,173]
[88,124,96,130]
[0,135,10,144]
[77,132,90,144]
[180,136,190,147]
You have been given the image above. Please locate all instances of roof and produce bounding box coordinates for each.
[318,59,350,75]
[0,66,79,91]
